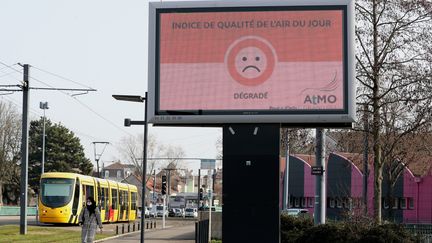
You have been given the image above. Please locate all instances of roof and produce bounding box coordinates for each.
[286,152,432,177]
[104,161,135,170]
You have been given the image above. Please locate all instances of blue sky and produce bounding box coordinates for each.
[0,0,221,172]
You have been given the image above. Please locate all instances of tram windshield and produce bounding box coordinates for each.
[41,178,74,207]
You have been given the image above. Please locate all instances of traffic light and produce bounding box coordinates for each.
[161,175,167,195]
[199,188,203,200]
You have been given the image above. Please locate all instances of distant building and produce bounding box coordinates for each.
[101,161,135,181]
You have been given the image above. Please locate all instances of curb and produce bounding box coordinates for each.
[94,230,140,242]
[94,226,174,242]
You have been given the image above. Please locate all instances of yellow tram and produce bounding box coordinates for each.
[39,172,138,224]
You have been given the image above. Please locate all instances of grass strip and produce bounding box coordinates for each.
[0,225,114,243]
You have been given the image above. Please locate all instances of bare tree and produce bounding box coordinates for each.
[118,134,186,182]
[280,128,314,156]
[0,101,21,205]
[118,134,162,184]
[355,0,432,223]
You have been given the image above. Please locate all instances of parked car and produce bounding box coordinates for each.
[177,208,185,217]
[148,207,157,218]
[282,208,310,218]
[156,205,168,217]
[168,208,176,217]
[185,208,198,218]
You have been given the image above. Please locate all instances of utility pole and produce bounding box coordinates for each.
[92,142,109,178]
[314,128,326,225]
[40,101,49,174]
[19,64,30,235]
[153,170,156,205]
[197,169,201,208]
[283,133,290,210]
[1,62,97,235]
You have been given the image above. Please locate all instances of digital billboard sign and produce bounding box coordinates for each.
[148,0,355,125]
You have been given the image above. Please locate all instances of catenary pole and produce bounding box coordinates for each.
[20,64,30,234]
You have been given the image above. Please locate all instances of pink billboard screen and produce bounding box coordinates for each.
[156,6,347,115]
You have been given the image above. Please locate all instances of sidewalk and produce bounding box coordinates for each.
[97,224,195,243]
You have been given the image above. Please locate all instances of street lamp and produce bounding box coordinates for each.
[92,142,109,178]
[39,101,49,174]
[112,93,148,243]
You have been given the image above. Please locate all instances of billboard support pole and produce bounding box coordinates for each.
[314,128,326,225]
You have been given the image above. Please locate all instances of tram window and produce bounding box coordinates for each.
[72,180,80,215]
[111,189,118,210]
[119,191,123,211]
[100,187,105,210]
[131,192,137,210]
[104,188,109,210]
[85,185,94,199]
[125,191,130,209]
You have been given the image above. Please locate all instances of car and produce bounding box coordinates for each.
[282,208,310,218]
[148,207,157,218]
[155,205,168,217]
[145,207,150,218]
[168,208,185,217]
[177,208,185,217]
[184,208,198,218]
[168,208,176,217]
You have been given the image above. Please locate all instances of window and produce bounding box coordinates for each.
[400,198,407,209]
[117,170,122,179]
[301,197,306,208]
[100,187,106,210]
[336,197,342,208]
[131,192,137,210]
[105,171,109,178]
[294,197,300,208]
[85,185,94,199]
[329,197,335,208]
[308,197,314,208]
[347,198,353,210]
[111,189,118,210]
[383,197,389,209]
[289,196,294,208]
[408,197,414,209]
[40,178,74,208]
[392,197,398,209]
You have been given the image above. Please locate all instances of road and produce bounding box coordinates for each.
[0,215,38,226]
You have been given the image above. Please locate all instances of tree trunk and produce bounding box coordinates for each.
[373,145,382,224]
[0,182,3,206]
[372,0,382,225]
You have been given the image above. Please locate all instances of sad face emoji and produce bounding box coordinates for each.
[226,36,277,86]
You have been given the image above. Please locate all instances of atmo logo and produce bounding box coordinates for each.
[304,95,337,104]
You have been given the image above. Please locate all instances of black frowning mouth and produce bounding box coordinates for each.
[242,65,261,73]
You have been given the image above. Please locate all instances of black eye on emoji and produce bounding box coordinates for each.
[255,56,260,61]
[242,57,247,61]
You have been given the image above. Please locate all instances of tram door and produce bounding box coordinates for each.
[72,178,80,216]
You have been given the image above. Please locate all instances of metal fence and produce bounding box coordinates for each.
[195,219,209,243]
[0,206,37,216]
[405,224,432,243]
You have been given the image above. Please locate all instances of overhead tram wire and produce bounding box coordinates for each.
[0,95,111,143]
[27,72,134,137]
[0,61,134,138]
[31,65,95,90]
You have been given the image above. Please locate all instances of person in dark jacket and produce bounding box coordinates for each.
[79,196,103,243]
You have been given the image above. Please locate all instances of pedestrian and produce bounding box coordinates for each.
[79,196,103,243]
